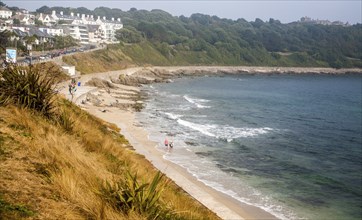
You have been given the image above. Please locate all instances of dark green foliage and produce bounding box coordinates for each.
[0,195,35,218]
[0,64,57,118]
[39,6,362,67]
[12,19,20,25]
[53,35,79,49]
[0,30,13,54]
[101,171,175,219]
[115,27,143,43]
[56,110,74,133]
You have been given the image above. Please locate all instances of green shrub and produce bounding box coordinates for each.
[0,195,35,218]
[101,171,174,219]
[0,64,57,118]
[56,110,74,133]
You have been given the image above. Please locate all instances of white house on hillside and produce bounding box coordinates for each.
[12,14,35,25]
[38,27,64,36]
[37,13,56,26]
[96,16,123,42]
[22,10,124,44]
[0,7,12,19]
[63,24,89,44]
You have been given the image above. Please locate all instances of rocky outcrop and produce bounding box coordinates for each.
[85,78,118,89]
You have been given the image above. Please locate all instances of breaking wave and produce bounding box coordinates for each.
[184,95,211,108]
[177,119,272,141]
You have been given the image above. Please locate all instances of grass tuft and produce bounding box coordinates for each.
[0,64,58,118]
[100,170,175,219]
[0,195,35,218]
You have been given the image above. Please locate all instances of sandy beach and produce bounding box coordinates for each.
[58,66,360,219]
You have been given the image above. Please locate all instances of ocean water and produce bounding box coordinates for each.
[136,74,362,220]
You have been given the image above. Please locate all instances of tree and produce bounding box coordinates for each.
[115,27,142,43]
[36,6,50,13]
[13,19,20,25]
[34,19,43,26]
[0,30,12,53]
[0,1,6,7]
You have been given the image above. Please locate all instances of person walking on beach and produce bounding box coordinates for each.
[164,138,169,148]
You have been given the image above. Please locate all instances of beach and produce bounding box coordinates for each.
[58,66,361,219]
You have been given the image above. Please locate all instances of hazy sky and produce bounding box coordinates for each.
[2,0,361,24]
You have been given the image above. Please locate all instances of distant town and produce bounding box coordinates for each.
[0,5,123,48]
[1,5,351,48]
[0,4,355,68]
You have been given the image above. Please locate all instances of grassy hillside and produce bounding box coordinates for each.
[0,64,219,219]
[62,45,134,74]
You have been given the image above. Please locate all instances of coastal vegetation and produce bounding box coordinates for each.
[0,63,219,219]
[35,6,362,69]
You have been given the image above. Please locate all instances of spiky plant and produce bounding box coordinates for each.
[0,63,57,118]
[101,171,174,219]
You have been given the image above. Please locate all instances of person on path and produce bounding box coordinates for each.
[68,78,77,101]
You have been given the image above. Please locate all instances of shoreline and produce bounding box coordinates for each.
[137,65,362,75]
[58,66,361,219]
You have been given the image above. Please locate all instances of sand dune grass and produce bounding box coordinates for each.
[0,98,219,219]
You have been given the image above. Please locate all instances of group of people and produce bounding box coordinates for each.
[164,137,173,150]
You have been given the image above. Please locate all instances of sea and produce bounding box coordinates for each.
[135,73,362,220]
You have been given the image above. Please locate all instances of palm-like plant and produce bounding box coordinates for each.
[0,63,58,118]
[101,171,173,219]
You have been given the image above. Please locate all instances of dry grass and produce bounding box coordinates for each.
[0,98,219,219]
[62,46,134,74]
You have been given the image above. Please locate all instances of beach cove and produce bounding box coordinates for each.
[59,66,362,219]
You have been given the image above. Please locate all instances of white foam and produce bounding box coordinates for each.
[177,119,273,141]
[214,126,273,141]
[177,119,216,137]
[164,112,183,120]
[184,95,211,108]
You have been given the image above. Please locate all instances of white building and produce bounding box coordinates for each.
[33,10,123,43]
[0,7,12,19]
[64,24,89,44]
[38,27,64,36]
[12,14,35,25]
[37,13,56,26]
[62,65,76,76]
[96,16,123,42]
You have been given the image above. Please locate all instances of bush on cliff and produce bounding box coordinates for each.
[0,63,65,118]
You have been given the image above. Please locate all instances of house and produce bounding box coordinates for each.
[12,14,35,25]
[28,27,53,43]
[38,27,64,36]
[96,16,123,42]
[12,28,28,39]
[63,24,89,44]
[87,24,100,43]
[0,7,12,19]
[56,11,77,22]
[37,13,55,26]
